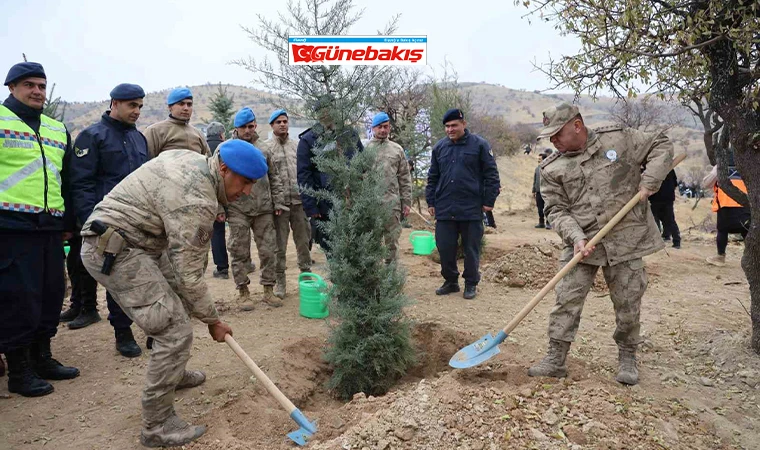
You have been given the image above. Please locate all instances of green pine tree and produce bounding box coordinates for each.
[239,0,415,399]
[43,83,66,121]
[208,83,235,136]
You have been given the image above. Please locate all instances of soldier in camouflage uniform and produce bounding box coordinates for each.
[80,141,267,447]
[227,107,284,309]
[529,102,673,386]
[365,112,412,263]
[261,109,312,298]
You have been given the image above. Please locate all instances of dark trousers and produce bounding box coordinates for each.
[435,220,484,286]
[0,231,65,353]
[649,201,680,245]
[311,216,331,254]
[67,235,132,329]
[716,207,751,254]
[536,192,545,223]
[211,220,229,271]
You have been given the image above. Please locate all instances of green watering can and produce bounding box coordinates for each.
[409,230,436,255]
[298,272,329,319]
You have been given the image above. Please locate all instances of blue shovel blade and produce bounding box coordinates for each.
[287,408,317,446]
[449,331,508,369]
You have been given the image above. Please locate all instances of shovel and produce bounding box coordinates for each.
[225,335,317,445]
[449,153,686,369]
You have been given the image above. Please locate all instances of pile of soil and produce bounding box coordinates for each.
[311,367,730,450]
[482,244,607,292]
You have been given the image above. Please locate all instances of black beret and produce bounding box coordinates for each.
[4,62,46,86]
[110,83,146,100]
[442,108,465,124]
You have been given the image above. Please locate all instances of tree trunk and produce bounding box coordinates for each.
[735,148,760,353]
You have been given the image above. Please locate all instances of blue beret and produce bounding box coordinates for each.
[442,108,465,124]
[372,112,390,128]
[268,109,287,124]
[234,107,256,128]
[219,139,268,180]
[167,87,192,105]
[110,83,145,100]
[5,62,46,86]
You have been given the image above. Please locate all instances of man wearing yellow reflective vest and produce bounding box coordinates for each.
[0,62,80,398]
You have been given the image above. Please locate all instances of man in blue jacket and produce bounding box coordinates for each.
[296,96,363,253]
[65,83,148,357]
[426,109,500,299]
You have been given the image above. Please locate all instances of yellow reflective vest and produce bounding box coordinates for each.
[0,105,66,216]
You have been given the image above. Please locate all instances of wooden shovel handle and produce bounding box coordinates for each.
[501,153,686,335]
[225,334,297,414]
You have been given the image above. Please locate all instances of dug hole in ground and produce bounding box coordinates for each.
[1,153,758,450]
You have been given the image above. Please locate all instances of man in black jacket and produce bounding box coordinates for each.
[0,62,79,397]
[205,122,229,279]
[296,96,363,253]
[649,169,681,249]
[426,109,501,299]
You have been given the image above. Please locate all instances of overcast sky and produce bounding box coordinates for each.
[2,0,580,102]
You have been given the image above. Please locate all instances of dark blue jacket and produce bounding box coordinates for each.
[425,129,500,221]
[70,112,148,226]
[296,124,364,217]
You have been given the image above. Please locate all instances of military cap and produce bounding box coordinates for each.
[442,108,464,124]
[268,109,287,124]
[218,139,268,180]
[5,62,46,86]
[206,121,226,138]
[538,102,580,138]
[167,87,192,105]
[234,107,256,128]
[371,112,390,127]
[110,83,145,100]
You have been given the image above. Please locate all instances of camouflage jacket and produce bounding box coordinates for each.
[144,116,211,158]
[260,134,300,206]
[82,150,227,324]
[540,125,674,266]
[365,137,413,212]
[227,136,284,217]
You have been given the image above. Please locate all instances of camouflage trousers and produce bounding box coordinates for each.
[548,258,647,346]
[80,239,193,428]
[228,212,276,287]
[384,210,403,263]
[273,203,312,275]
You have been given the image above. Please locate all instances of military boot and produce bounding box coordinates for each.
[616,345,639,385]
[435,280,460,296]
[59,305,81,322]
[140,413,206,448]
[261,285,283,307]
[115,328,142,358]
[238,285,255,311]
[176,370,206,390]
[274,274,287,299]
[528,339,570,378]
[6,347,54,397]
[30,338,80,380]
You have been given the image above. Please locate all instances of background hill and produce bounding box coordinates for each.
[61,82,711,183]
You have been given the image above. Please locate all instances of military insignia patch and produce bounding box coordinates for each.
[75,147,89,158]
[193,226,211,246]
[606,149,618,161]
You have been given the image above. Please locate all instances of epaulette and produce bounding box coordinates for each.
[594,124,624,134]
[540,151,561,169]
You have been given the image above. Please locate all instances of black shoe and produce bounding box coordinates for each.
[6,348,54,397]
[213,269,229,279]
[59,306,81,322]
[463,285,477,300]
[545,223,552,230]
[672,243,681,249]
[68,310,101,330]
[146,337,154,350]
[115,328,142,358]
[435,281,460,296]
[30,339,79,380]
[534,223,545,229]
